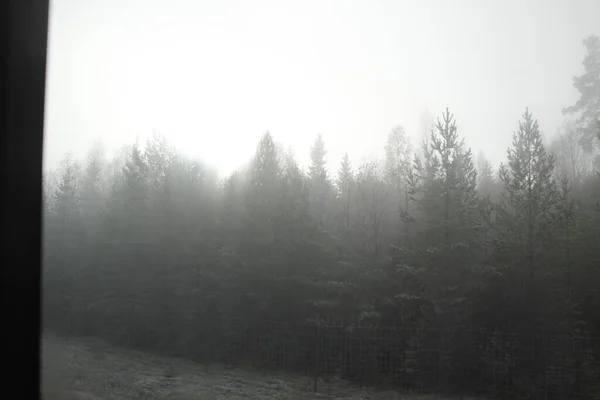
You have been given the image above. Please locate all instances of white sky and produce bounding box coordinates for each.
[43,0,600,177]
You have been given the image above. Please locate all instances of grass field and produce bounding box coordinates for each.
[41,334,475,399]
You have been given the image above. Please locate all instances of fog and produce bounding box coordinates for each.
[44,0,599,175]
[42,1,600,399]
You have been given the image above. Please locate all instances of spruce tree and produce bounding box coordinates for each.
[336,153,354,231]
[244,132,283,269]
[308,133,332,226]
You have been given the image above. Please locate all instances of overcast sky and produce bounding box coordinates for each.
[43,0,600,176]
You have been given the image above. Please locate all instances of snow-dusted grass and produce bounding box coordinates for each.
[41,334,477,400]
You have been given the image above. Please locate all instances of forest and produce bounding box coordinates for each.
[42,36,600,398]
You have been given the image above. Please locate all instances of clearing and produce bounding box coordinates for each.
[41,334,472,399]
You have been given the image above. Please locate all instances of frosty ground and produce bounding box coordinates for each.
[42,334,476,400]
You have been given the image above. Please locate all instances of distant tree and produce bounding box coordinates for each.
[277,153,326,321]
[337,153,353,196]
[417,108,434,160]
[549,120,594,190]
[384,126,412,189]
[120,141,150,240]
[476,152,499,199]
[308,133,332,226]
[143,133,180,249]
[245,132,283,250]
[381,125,412,248]
[562,35,600,150]
[354,160,387,258]
[281,152,311,238]
[145,132,175,192]
[42,169,58,214]
[80,141,107,234]
[44,153,84,336]
[106,144,131,183]
[336,152,354,231]
[76,142,109,333]
[250,132,281,187]
[308,133,328,182]
[52,153,84,250]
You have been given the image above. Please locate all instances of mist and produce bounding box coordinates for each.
[44,0,599,176]
[42,1,600,399]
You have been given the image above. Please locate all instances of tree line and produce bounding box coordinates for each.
[42,35,600,397]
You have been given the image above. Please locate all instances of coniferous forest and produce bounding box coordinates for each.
[43,36,600,398]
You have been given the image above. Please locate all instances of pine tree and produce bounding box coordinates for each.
[425,108,479,247]
[562,35,600,149]
[498,108,558,293]
[391,109,480,328]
